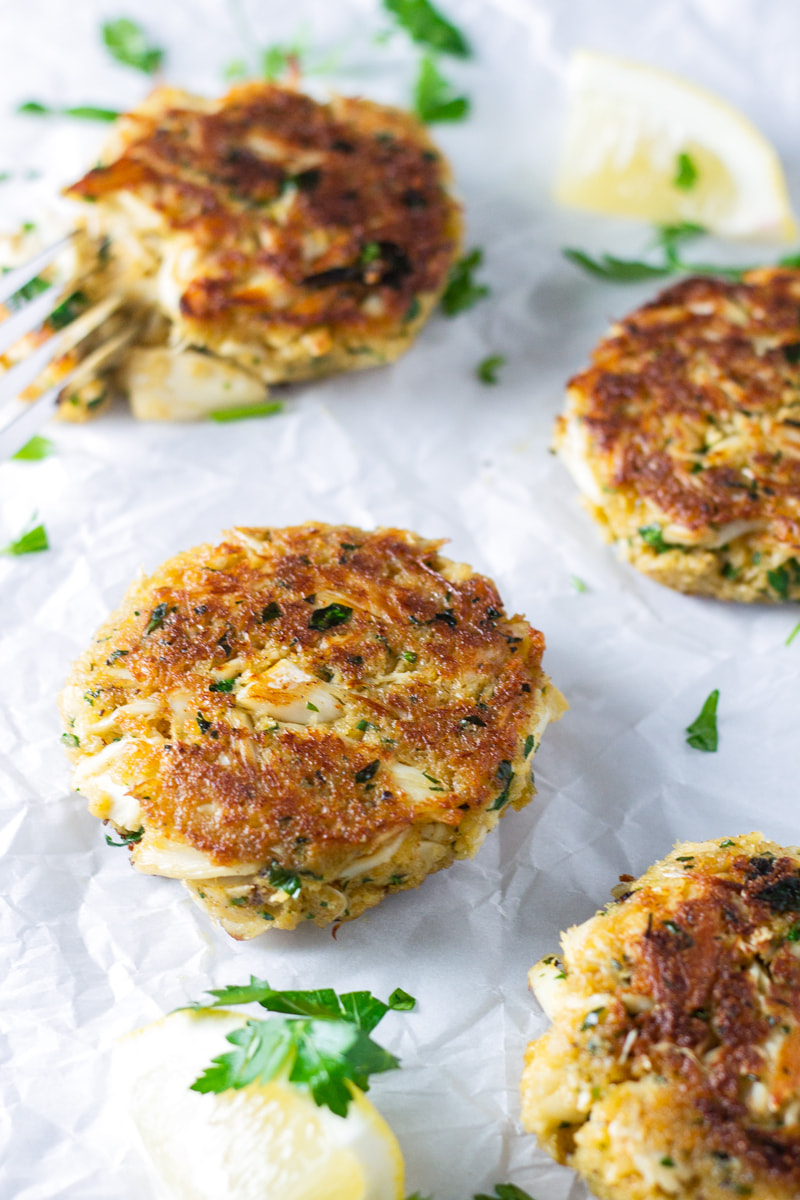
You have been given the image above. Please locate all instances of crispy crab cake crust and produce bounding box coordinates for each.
[521,833,800,1200]
[59,524,565,937]
[556,269,800,601]
[63,82,461,408]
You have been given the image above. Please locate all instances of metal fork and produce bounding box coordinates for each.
[0,235,131,460]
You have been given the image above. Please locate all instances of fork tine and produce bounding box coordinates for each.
[0,294,122,411]
[0,383,62,461]
[0,326,138,461]
[0,233,73,308]
[0,284,55,357]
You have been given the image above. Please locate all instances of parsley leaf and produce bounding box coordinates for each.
[3,520,48,555]
[476,354,505,384]
[638,523,673,554]
[383,0,470,57]
[64,105,120,122]
[102,18,164,74]
[474,1186,537,1200]
[18,100,119,121]
[266,863,303,896]
[441,248,489,315]
[488,760,514,811]
[786,620,800,647]
[190,979,412,1115]
[105,826,144,847]
[203,977,415,1033]
[570,574,588,593]
[413,55,469,123]
[309,603,353,630]
[209,677,236,693]
[673,151,698,190]
[685,689,719,752]
[210,401,283,423]
[48,290,89,330]
[144,602,168,634]
[12,435,53,461]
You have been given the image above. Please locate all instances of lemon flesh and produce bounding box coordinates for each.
[556,50,797,241]
[112,1008,405,1200]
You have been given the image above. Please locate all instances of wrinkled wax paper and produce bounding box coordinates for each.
[2,0,800,1196]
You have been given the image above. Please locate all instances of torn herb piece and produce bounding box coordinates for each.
[488,760,514,811]
[105,826,144,847]
[196,713,213,735]
[786,621,800,647]
[260,601,281,622]
[3,521,48,555]
[441,248,488,315]
[48,290,89,330]
[61,731,80,748]
[767,565,790,598]
[102,18,164,74]
[639,523,672,554]
[570,574,587,593]
[309,603,353,631]
[476,354,505,384]
[266,863,302,896]
[355,759,380,784]
[685,689,719,752]
[413,55,470,124]
[209,678,235,693]
[673,151,698,190]
[210,401,283,423]
[383,0,470,56]
[144,602,168,635]
[12,435,53,461]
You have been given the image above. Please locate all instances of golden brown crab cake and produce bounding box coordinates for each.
[59,524,565,938]
[555,269,800,601]
[62,83,461,419]
[521,833,800,1200]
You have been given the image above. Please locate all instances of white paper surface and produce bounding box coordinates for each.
[2,1,800,1197]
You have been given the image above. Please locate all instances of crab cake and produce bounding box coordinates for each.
[521,833,800,1200]
[61,82,461,420]
[59,524,565,938]
[556,269,800,601]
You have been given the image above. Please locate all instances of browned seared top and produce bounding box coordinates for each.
[63,524,548,869]
[567,269,800,540]
[594,839,800,1185]
[65,84,460,340]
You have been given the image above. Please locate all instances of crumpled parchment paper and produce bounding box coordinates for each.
[2,1,800,1196]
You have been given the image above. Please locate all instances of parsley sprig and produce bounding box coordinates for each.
[563,223,776,284]
[189,978,415,1117]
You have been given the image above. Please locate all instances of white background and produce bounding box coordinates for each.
[2,1,800,1197]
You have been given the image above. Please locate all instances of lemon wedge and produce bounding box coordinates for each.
[112,1008,405,1200]
[556,49,797,241]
